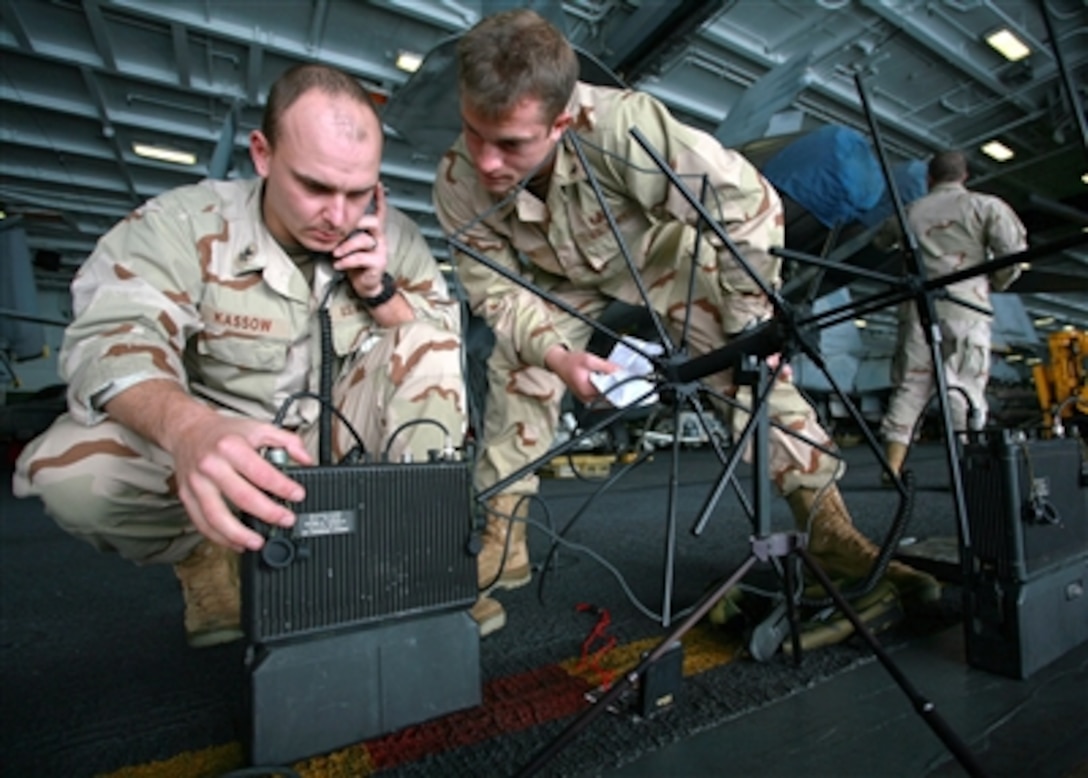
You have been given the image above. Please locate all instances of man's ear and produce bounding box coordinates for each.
[550,110,573,140]
[249,129,271,176]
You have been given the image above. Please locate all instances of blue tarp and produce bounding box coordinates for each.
[761,125,885,228]
[856,159,928,227]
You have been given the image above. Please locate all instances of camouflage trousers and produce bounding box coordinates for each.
[476,222,840,499]
[880,316,991,445]
[12,320,465,564]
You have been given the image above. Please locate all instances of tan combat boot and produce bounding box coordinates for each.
[787,485,941,609]
[470,594,506,637]
[173,539,243,648]
[881,441,909,487]
[478,494,532,593]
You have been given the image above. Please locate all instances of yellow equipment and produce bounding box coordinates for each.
[1032,330,1088,433]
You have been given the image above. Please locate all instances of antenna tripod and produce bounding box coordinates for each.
[511,251,989,777]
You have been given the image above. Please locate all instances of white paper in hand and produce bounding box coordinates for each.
[589,336,663,408]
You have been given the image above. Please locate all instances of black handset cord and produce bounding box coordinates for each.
[317,269,341,467]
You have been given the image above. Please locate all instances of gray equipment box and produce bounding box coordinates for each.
[960,431,1088,679]
[243,459,481,765]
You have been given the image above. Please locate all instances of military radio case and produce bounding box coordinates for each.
[241,458,481,766]
[960,430,1088,679]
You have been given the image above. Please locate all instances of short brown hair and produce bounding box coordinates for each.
[928,150,968,184]
[456,9,579,123]
[261,63,380,146]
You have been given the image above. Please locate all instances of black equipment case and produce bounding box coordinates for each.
[242,459,481,765]
[960,430,1088,679]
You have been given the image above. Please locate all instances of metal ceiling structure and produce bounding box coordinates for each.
[1,0,1086,338]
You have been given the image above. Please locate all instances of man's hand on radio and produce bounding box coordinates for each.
[171,416,313,553]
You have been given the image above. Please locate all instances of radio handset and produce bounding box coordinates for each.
[314,193,378,265]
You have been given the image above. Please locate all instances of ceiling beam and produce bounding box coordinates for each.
[1040,0,1088,153]
[171,22,192,88]
[246,41,262,105]
[79,66,138,200]
[107,0,405,87]
[0,45,239,126]
[307,0,331,53]
[859,0,1036,114]
[603,0,725,82]
[81,0,118,72]
[0,0,32,51]
[365,0,476,31]
[0,161,145,197]
[0,185,133,218]
[698,22,932,159]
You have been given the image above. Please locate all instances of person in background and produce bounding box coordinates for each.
[12,63,479,647]
[878,150,1026,481]
[433,9,941,639]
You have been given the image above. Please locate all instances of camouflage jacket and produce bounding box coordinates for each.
[902,181,1027,323]
[433,81,783,368]
[61,178,458,428]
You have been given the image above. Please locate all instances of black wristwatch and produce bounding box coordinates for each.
[359,272,397,308]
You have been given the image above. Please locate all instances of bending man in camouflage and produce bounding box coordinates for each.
[879,150,1026,480]
[13,63,472,647]
[433,9,940,638]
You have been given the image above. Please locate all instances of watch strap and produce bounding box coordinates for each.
[360,272,397,308]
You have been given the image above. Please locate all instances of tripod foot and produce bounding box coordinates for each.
[784,580,902,657]
[746,579,904,662]
[748,600,790,662]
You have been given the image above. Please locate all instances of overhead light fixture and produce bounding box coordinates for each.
[981,140,1014,162]
[1081,172,1088,185]
[1033,316,1055,327]
[854,318,867,328]
[1025,357,1042,366]
[1006,353,1023,362]
[133,142,197,166]
[395,50,424,74]
[985,28,1031,62]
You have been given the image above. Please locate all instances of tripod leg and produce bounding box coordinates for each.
[782,552,804,664]
[795,545,989,778]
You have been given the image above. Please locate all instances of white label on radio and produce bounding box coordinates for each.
[296,509,357,537]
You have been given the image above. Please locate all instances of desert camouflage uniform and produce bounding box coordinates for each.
[434,81,838,499]
[13,178,464,564]
[881,182,1026,444]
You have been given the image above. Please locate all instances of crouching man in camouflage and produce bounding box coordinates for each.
[433,9,941,638]
[12,63,475,648]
